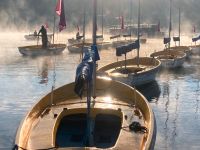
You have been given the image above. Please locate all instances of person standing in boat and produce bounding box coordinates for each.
[76,31,80,40]
[38,25,48,48]
[34,30,37,36]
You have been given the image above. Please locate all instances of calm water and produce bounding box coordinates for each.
[0,33,199,150]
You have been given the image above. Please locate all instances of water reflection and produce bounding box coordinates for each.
[37,57,50,84]
[163,80,170,150]
[136,81,161,102]
[171,86,179,149]
[195,80,200,118]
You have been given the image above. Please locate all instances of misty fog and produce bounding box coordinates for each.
[0,0,199,34]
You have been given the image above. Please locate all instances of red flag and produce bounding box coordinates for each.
[55,0,62,16]
[55,0,66,32]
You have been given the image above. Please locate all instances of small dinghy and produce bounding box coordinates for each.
[98,0,161,86]
[166,46,192,58]
[151,1,186,69]
[24,34,53,41]
[18,44,66,56]
[150,49,186,68]
[98,56,161,86]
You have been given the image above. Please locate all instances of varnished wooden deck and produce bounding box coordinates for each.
[27,98,147,150]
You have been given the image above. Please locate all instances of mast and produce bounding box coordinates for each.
[137,0,140,67]
[101,0,104,37]
[178,7,181,46]
[169,0,172,48]
[81,0,86,59]
[92,0,97,99]
[52,0,57,44]
[130,0,132,39]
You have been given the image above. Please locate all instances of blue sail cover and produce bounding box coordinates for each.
[192,35,200,42]
[91,45,100,61]
[164,37,171,44]
[74,45,100,98]
[116,40,140,56]
[173,37,180,42]
[116,45,127,56]
[74,51,93,98]
[130,40,140,49]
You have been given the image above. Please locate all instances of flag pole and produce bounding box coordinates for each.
[178,7,181,46]
[92,0,97,99]
[137,0,140,67]
[81,0,86,59]
[169,0,172,48]
[53,0,57,44]
[101,0,104,37]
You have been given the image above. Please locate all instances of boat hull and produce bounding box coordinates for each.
[166,46,192,58]
[189,45,200,54]
[150,50,186,68]
[24,34,53,41]
[15,78,156,150]
[67,45,89,53]
[67,42,112,53]
[18,44,66,56]
[98,57,161,86]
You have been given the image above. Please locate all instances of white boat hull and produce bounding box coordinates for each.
[98,57,161,86]
[189,45,200,54]
[159,56,185,68]
[67,45,89,53]
[113,66,160,86]
[24,34,53,41]
[150,50,186,69]
[67,42,112,53]
[18,44,66,56]
[166,46,192,58]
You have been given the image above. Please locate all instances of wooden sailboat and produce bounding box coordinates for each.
[14,0,156,149]
[189,27,200,54]
[110,8,132,48]
[110,0,147,48]
[165,8,192,58]
[67,0,112,53]
[150,0,186,68]
[98,0,161,86]
[24,33,53,41]
[19,0,66,56]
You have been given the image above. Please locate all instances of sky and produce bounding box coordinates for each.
[0,0,199,33]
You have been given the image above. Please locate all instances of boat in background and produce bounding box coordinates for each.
[189,34,200,54]
[150,49,186,68]
[98,0,161,86]
[67,40,111,53]
[165,8,192,58]
[14,0,156,149]
[98,57,161,86]
[67,1,111,53]
[150,0,186,68]
[24,33,53,41]
[18,0,66,56]
[166,46,191,58]
[19,44,66,56]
